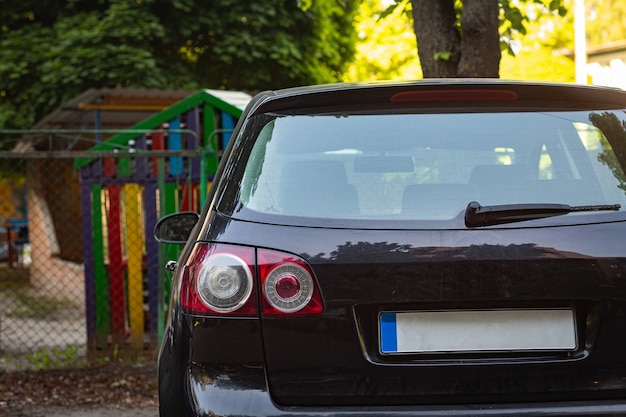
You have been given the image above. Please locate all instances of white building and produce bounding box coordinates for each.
[586,40,626,90]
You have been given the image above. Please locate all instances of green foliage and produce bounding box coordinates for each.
[346,0,577,82]
[586,0,626,45]
[8,289,70,318]
[0,0,166,131]
[499,0,567,56]
[500,0,575,82]
[379,0,569,74]
[24,346,80,370]
[500,46,574,82]
[0,353,15,369]
[381,0,567,54]
[0,0,359,131]
[433,51,452,61]
[344,0,422,82]
[190,0,358,89]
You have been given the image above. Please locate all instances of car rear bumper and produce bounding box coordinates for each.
[186,363,626,417]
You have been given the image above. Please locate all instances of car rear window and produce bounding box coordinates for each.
[235,110,626,226]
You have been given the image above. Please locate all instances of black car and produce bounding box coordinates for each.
[154,80,626,416]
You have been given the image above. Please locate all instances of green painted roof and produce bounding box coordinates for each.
[75,89,251,169]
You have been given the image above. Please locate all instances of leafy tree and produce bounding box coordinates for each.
[500,0,626,82]
[500,0,575,81]
[344,0,422,81]
[0,0,359,133]
[500,43,575,82]
[382,0,567,78]
[586,0,626,46]
[348,0,578,83]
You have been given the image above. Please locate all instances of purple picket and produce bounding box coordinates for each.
[79,172,96,350]
[135,134,149,180]
[143,183,159,337]
[186,109,201,182]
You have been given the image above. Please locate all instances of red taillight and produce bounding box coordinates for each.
[275,274,300,299]
[390,89,519,103]
[180,244,324,316]
[259,249,324,316]
[181,243,257,316]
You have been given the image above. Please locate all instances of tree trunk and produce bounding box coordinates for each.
[411,0,501,78]
[411,0,460,78]
[457,0,501,77]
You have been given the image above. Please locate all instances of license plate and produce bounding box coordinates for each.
[379,309,577,354]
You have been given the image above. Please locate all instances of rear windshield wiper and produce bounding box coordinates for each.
[465,201,621,228]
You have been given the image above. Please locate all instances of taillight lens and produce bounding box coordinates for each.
[181,243,256,316]
[196,253,253,312]
[259,249,324,316]
[180,244,323,316]
[263,263,313,313]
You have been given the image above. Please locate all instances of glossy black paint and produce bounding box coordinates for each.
[153,212,200,244]
[159,215,626,415]
[157,81,626,416]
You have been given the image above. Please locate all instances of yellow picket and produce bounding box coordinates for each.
[124,183,144,349]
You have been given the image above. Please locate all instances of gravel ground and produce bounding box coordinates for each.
[13,406,157,416]
[0,361,158,417]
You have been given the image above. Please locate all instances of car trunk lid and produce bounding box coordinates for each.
[258,222,626,406]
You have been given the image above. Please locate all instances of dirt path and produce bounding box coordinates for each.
[0,362,158,417]
[9,406,157,416]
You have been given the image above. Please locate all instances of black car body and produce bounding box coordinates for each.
[155,80,626,416]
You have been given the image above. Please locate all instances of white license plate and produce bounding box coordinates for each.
[379,309,577,354]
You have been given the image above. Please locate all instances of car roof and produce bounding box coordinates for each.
[247,79,626,116]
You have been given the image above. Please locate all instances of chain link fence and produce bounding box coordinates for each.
[1,152,88,368]
[0,142,204,369]
[0,91,243,370]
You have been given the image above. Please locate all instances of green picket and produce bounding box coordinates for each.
[91,185,110,348]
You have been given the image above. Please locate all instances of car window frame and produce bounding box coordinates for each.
[214,108,626,230]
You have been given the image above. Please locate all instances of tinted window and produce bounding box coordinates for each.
[236,110,626,224]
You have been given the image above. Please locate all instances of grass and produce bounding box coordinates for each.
[5,289,70,318]
[0,265,30,288]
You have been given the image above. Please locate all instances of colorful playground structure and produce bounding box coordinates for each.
[75,90,250,351]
